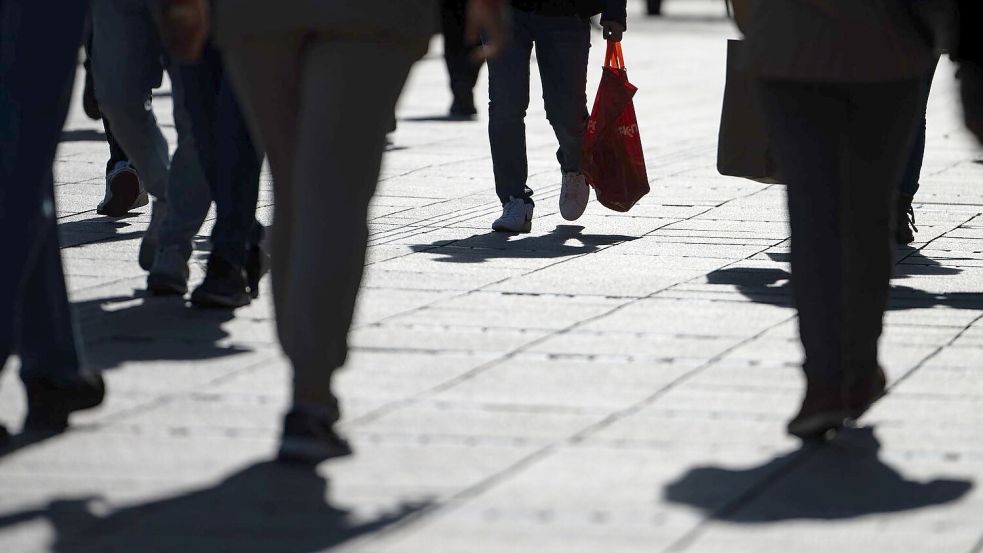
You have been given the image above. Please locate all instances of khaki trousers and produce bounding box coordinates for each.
[220,30,426,407]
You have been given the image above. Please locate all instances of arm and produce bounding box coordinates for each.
[601,0,627,42]
[465,0,508,61]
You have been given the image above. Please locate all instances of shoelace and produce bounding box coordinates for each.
[904,204,918,233]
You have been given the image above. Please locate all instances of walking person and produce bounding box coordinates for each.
[81,18,149,217]
[956,0,983,142]
[196,0,508,462]
[1,0,106,442]
[179,43,269,308]
[738,0,936,438]
[89,0,210,286]
[488,0,627,234]
[896,61,940,245]
[442,0,485,118]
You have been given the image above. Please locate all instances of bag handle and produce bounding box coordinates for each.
[605,41,625,69]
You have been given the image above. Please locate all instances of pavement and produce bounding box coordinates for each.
[3,2,983,552]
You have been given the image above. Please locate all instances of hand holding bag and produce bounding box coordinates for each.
[581,41,650,212]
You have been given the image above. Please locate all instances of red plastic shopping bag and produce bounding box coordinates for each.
[581,41,650,212]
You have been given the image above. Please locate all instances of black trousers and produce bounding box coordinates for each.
[757,79,922,385]
[441,0,483,104]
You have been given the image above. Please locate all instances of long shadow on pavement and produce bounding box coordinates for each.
[57,217,145,248]
[705,250,982,310]
[0,295,249,459]
[664,427,971,522]
[74,294,249,371]
[0,461,430,552]
[411,224,637,263]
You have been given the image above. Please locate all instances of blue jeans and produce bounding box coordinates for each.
[90,0,210,259]
[487,9,590,206]
[179,45,264,268]
[898,60,940,199]
[0,0,88,382]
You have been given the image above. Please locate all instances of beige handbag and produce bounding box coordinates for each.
[716,39,783,184]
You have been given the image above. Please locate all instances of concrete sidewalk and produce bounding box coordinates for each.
[3,2,983,551]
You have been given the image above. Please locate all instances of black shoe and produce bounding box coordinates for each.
[896,195,917,245]
[787,380,849,440]
[23,372,106,432]
[97,161,148,217]
[449,95,478,119]
[245,243,270,300]
[191,254,251,309]
[277,406,352,464]
[147,272,189,296]
[0,424,9,445]
[847,366,887,420]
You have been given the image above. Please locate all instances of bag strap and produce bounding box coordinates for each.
[605,41,625,69]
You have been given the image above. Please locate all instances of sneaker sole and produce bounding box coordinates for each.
[559,203,588,221]
[492,222,532,234]
[98,172,147,217]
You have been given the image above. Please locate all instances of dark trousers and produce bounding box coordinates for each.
[82,20,130,174]
[441,0,483,105]
[899,61,940,198]
[758,79,922,385]
[0,0,88,381]
[486,10,590,206]
[179,44,264,268]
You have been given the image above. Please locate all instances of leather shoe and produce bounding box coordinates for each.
[787,380,849,440]
[23,372,106,431]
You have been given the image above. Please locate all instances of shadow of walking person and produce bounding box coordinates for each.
[0,294,251,459]
[410,224,638,263]
[705,250,981,311]
[0,461,430,552]
[663,427,972,522]
[73,294,250,371]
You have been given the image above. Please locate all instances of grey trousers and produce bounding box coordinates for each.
[219,30,426,407]
[90,0,209,258]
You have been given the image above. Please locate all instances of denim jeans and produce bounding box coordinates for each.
[898,60,940,199]
[758,79,922,385]
[0,0,88,382]
[486,9,590,206]
[90,0,210,260]
[179,44,264,268]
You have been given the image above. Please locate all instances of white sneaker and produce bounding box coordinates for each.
[559,171,589,221]
[492,197,534,233]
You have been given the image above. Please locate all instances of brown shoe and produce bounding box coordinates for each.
[787,380,850,440]
[847,366,887,420]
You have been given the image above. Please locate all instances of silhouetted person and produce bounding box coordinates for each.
[443,0,485,118]
[739,2,935,438]
[0,0,106,442]
[178,43,269,309]
[896,60,939,245]
[956,0,983,142]
[205,0,508,462]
